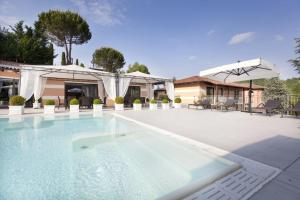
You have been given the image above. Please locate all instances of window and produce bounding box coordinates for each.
[206,87,214,100]
[220,88,224,96]
[234,90,240,100]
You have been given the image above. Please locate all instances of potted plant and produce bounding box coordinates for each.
[33,98,42,109]
[69,98,79,113]
[44,99,55,114]
[174,97,182,109]
[162,98,169,110]
[149,99,157,110]
[133,99,142,111]
[9,95,25,115]
[115,96,124,111]
[93,99,103,112]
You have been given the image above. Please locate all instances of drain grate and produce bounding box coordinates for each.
[81,145,88,149]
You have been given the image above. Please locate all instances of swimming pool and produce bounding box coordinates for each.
[0,113,239,200]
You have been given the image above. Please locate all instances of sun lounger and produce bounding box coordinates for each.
[254,99,283,116]
[286,101,300,117]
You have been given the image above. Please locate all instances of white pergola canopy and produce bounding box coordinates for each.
[21,64,114,80]
[18,64,174,101]
[123,71,172,83]
[199,58,279,83]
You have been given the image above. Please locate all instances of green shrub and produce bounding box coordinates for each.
[150,99,157,104]
[9,96,25,106]
[162,98,169,103]
[115,96,124,104]
[93,99,102,104]
[158,94,168,100]
[174,97,182,103]
[133,99,141,104]
[45,99,55,105]
[70,98,79,105]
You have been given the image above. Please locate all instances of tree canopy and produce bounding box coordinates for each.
[127,62,150,74]
[263,78,289,104]
[289,38,300,74]
[92,47,125,73]
[36,10,92,64]
[0,21,55,64]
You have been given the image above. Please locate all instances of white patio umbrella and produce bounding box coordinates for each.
[199,58,279,113]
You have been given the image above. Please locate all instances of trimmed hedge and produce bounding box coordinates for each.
[174,97,182,103]
[45,99,55,105]
[93,99,102,104]
[70,98,79,105]
[115,96,124,104]
[150,99,157,104]
[162,99,169,104]
[9,96,25,106]
[133,99,141,104]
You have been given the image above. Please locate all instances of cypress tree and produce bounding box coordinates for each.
[61,52,66,65]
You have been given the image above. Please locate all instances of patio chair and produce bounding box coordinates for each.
[286,101,300,117]
[57,96,65,109]
[79,96,93,109]
[223,99,236,111]
[200,99,211,109]
[188,100,201,109]
[255,99,283,116]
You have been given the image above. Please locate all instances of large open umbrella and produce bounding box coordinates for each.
[199,58,279,113]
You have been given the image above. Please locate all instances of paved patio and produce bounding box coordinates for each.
[117,109,300,200]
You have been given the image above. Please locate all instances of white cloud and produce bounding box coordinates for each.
[228,32,255,45]
[70,0,125,26]
[207,29,215,36]
[274,34,284,41]
[188,55,197,60]
[0,1,19,27]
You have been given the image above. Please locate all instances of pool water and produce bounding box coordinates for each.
[0,113,239,200]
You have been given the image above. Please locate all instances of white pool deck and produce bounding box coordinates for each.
[1,108,299,199]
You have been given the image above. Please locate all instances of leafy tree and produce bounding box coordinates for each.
[92,47,125,73]
[289,38,300,74]
[263,78,288,105]
[127,62,150,74]
[285,78,300,96]
[75,58,79,65]
[0,21,55,64]
[80,63,85,68]
[36,10,92,64]
[61,52,66,65]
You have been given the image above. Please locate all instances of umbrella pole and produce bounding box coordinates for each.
[249,80,252,114]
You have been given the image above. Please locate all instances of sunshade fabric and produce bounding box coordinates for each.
[165,81,175,101]
[118,77,132,97]
[123,71,172,83]
[97,81,105,100]
[33,73,47,101]
[101,76,116,100]
[19,70,35,100]
[199,58,279,83]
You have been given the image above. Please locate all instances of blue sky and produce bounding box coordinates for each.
[0,0,299,79]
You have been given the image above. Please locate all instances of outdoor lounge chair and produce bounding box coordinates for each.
[286,101,300,117]
[255,99,283,116]
[222,99,236,111]
[188,99,211,109]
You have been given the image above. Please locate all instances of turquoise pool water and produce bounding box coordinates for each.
[0,113,238,200]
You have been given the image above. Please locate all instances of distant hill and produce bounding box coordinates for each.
[239,78,300,96]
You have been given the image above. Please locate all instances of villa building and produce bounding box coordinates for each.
[174,76,264,109]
